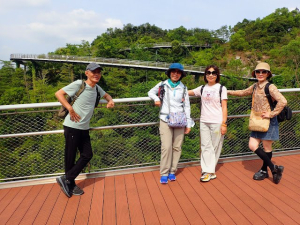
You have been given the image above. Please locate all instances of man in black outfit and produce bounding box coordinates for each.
[55,63,114,197]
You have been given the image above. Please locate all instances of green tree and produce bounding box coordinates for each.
[229,30,250,51]
[0,61,15,94]
[280,38,300,87]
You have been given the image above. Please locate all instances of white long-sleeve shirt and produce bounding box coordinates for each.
[148,80,195,128]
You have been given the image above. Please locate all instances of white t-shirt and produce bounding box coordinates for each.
[192,83,227,123]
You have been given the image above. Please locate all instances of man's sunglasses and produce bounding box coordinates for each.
[206,71,217,76]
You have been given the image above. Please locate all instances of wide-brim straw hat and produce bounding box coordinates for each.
[251,62,272,79]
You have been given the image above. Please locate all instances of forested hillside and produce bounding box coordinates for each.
[0,7,300,105]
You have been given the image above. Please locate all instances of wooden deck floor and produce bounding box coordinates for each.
[1,154,300,225]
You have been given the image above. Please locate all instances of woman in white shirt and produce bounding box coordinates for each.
[148,63,194,184]
[188,65,228,182]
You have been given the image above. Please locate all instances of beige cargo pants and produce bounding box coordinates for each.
[159,120,185,176]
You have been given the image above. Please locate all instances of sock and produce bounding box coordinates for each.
[261,152,272,171]
[254,147,274,172]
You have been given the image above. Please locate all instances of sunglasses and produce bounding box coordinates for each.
[170,69,182,75]
[206,71,217,76]
[255,70,268,75]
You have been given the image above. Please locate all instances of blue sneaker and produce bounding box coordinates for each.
[160,176,168,184]
[168,174,176,181]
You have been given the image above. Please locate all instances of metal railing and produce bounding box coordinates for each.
[120,42,211,51]
[1,89,300,182]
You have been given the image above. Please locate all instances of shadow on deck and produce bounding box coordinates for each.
[1,154,300,225]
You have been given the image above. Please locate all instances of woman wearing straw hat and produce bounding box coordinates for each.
[227,62,287,184]
[148,63,194,184]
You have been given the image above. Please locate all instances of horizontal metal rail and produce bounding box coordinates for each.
[119,42,211,51]
[1,89,300,111]
[1,111,299,139]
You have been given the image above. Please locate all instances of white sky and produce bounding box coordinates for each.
[0,0,298,62]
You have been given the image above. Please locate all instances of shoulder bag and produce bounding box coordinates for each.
[264,83,292,123]
[58,80,86,119]
[248,87,270,132]
[166,85,187,128]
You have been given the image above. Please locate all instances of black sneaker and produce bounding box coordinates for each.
[253,170,269,180]
[56,175,72,198]
[273,165,284,184]
[72,185,84,196]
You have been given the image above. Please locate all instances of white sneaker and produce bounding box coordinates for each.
[200,173,217,182]
[201,172,207,179]
[210,173,217,179]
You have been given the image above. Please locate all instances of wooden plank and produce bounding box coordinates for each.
[74,178,95,225]
[1,154,300,225]
[153,170,190,225]
[115,175,130,225]
[215,162,288,224]
[60,180,86,224]
[252,157,300,196]
[168,169,204,225]
[45,185,69,225]
[33,183,61,225]
[0,188,10,202]
[0,187,22,214]
[189,166,251,224]
[272,156,300,189]
[88,177,105,225]
[102,176,116,225]
[278,154,300,163]
[183,167,235,224]
[0,186,32,224]
[134,173,160,224]
[143,171,175,225]
[6,184,43,225]
[247,159,300,211]
[124,173,145,225]
[211,166,268,224]
[226,161,300,224]
[175,168,220,225]
[20,184,54,225]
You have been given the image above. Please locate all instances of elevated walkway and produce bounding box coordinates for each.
[119,42,211,52]
[9,54,262,80]
[10,54,207,75]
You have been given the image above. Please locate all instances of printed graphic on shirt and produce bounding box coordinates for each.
[203,89,217,105]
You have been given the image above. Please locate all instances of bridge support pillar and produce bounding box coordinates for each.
[194,74,201,82]
[31,62,38,101]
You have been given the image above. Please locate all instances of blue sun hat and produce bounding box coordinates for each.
[165,63,186,79]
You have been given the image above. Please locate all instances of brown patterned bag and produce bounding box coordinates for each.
[248,110,270,132]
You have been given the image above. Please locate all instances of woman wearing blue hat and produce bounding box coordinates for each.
[148,63,194,184]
